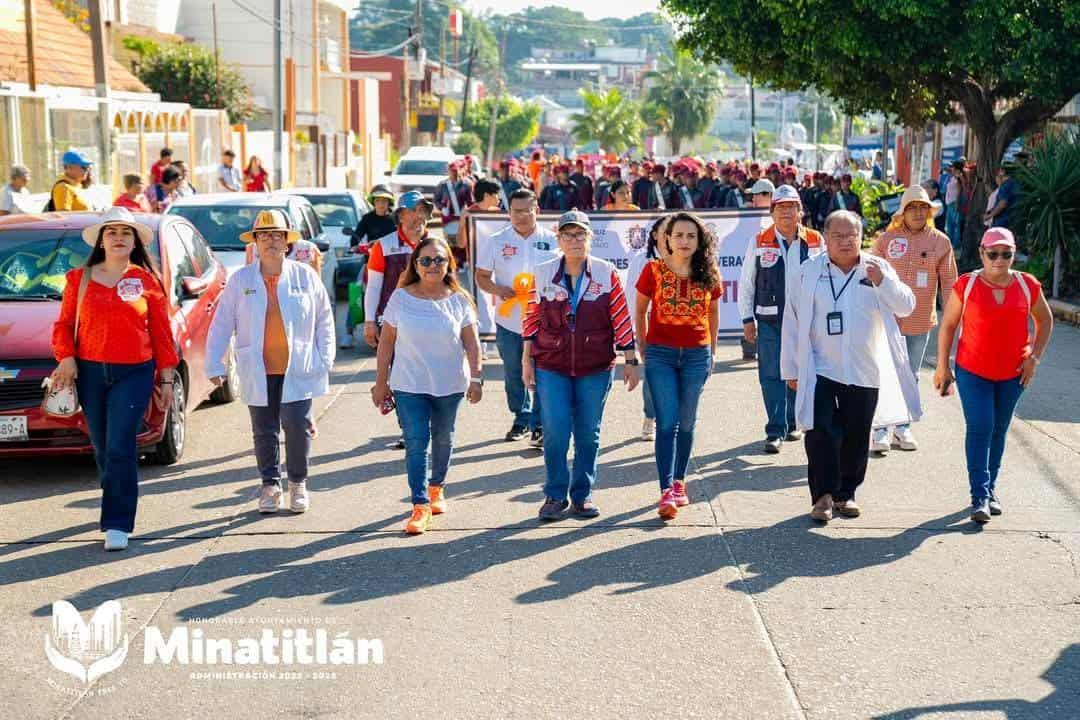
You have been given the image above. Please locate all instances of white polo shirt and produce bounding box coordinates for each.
[476,222,559,334]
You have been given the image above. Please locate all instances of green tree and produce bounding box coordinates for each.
[461,97,541,158]
[643,50,722,155]
[451,131,483,156]
[124,38,255,123]
[571,89,644,154]
[662,0,1080,262]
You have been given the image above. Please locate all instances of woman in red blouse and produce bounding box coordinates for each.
[243,156,272,193]
[933,227,1054,524]
[634,212,723,520]
[50,207,179,551]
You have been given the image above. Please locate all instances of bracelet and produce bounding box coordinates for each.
[470,377,484,385]
[159,381,174,385]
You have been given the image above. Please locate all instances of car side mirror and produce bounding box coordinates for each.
[343,227,354,237]
[181,276,208,299]
[315,241,330,252]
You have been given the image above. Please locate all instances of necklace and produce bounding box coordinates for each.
[979,274,1012,289]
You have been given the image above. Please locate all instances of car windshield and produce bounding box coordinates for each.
[303,196,358,227]
[168,205,280,250]
[395,160,449,176]
[0,231,90,299]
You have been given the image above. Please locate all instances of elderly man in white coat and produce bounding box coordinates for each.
[207,209,336,515]
[781,210,920,523]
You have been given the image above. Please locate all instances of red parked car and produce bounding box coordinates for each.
[0,212,239,463]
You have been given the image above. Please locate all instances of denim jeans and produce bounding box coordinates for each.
[248,374,313,488]
[756,320,796,439]
[395,391,464,505]
[641,372,655,420]
[76,359,155,533]
[955,366,1025,502]
[495,325,541,429]
[895,332,932,431]
[945,203,962,250]
[535,367,613,504]
[645,344,712,490]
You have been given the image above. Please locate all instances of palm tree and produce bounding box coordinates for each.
[570,88,645,154]
[643,50,722,155]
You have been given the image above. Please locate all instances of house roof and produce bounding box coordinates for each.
[0,0,147,92]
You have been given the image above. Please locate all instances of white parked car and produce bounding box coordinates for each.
[387,146,478,199]
[285,188,371,289]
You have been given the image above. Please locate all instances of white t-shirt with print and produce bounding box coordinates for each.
[0,185,32,214]
[475,223,559,334]
[382,288,477,396]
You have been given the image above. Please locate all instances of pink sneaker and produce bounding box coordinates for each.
[658,488,679,520]
[672,480,690,507]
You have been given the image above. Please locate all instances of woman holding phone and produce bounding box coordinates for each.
[933,228,1054,524]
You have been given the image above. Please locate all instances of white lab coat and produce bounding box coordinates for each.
[206,259,336,406]
[780,251,921,431]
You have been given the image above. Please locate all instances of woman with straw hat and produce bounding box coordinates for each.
[870,184,957,454]
[207,209,336,516]
[50,207,179,551]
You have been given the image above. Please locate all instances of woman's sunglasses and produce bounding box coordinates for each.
[984,250,1014,260]
[417,255,449,267]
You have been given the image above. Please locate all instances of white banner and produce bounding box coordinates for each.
[468,210,770,336]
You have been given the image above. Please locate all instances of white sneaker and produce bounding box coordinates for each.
[104,529,129,551]
[642,418,655,441]
[892,426,918,451]
[289,481,310,513]
[870,428,890,454]
[258,485,284,513]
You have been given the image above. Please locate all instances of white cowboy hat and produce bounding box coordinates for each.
[81,206,154,248]
[893,185,943,219]
[239,209,301,244]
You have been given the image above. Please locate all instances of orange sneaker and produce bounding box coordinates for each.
[429,485,447,515]
[658,488,679,520]
[405,504,432,534]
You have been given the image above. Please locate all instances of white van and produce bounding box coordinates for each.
[387,146,480,199]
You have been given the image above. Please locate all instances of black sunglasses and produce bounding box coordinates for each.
[417,255,449,267]
[984,250,1014,260]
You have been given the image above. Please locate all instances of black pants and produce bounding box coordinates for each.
[804,375,879,504]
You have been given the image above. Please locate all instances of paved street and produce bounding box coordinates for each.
[2,306,1078,720]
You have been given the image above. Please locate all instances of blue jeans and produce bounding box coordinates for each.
[945,203,962,250]
[76,359,155,533]
[895,332,932,432]
[395,391,464,505]
[535,368,613,504]
[248,374,313,487]
[642,372,655,420]
[495,325,541,429]
[955,366,1024,503]
[645,344,712,490]
[756,320,796,439]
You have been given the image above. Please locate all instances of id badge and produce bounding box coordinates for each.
[827,311,844,336]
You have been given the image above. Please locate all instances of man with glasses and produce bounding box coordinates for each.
[739,184,824,454]
[476,188,559,446]
[781,210,917,523]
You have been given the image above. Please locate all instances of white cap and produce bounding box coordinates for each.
[771,184,801,206]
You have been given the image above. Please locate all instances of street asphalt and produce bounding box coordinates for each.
[2,305,1078,720]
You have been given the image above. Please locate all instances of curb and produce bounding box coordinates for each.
[1048,299,1080,327]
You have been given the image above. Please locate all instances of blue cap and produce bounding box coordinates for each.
[397,190,433,211]
[61,150,93,168]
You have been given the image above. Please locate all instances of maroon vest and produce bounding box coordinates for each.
[374,230,417,321]
[530,258,618,377]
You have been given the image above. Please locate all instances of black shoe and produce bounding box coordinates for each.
[763,437,782,454]
[529,429,544,448]
[571,499,600,518]
[538,497,569,522]
[505,424,528,441]
[393,437,406,450]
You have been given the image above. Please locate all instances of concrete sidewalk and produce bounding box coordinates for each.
[2,324,1079,719]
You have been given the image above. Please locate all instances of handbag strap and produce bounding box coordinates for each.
[73,267,91,352]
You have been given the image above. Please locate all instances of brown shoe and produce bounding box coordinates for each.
[834,499,861,518]
[538,497,569,522]
[571,499,600,519]
[810,495,833,523]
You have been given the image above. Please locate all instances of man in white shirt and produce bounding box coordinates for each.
[781,210,917,523]
[218,150,243,192]
[475,188,559,447]
[0,165,32,215]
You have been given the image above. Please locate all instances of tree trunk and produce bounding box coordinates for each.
[670,135,681,156]
[954,87,1060,269]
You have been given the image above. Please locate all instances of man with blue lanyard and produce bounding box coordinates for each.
[738,184,825,453]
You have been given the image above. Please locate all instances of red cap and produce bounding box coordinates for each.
[750,163,760,171]
[575,158,585,167]
[768,162,781,172]
[555,163,571,174]
[980,227,1016,249]
[651,164,666,175]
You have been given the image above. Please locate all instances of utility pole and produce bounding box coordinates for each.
[23,0,36,91]
[86,0,110,183]
[211,2,221,108]
[748,75,756,161]
[881,116,889,179]
[486,25,507,170]
[439,23,446,145]
[812,101,819,170]
[273,0,284,188]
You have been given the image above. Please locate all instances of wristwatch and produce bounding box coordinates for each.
[470,377,484,385]
[625,358,640,366]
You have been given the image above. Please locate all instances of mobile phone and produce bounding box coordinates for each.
[380,395,396,415]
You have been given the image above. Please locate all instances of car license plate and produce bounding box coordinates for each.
[0,415,28,442]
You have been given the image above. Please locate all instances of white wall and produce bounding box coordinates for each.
[119,0,181,33]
